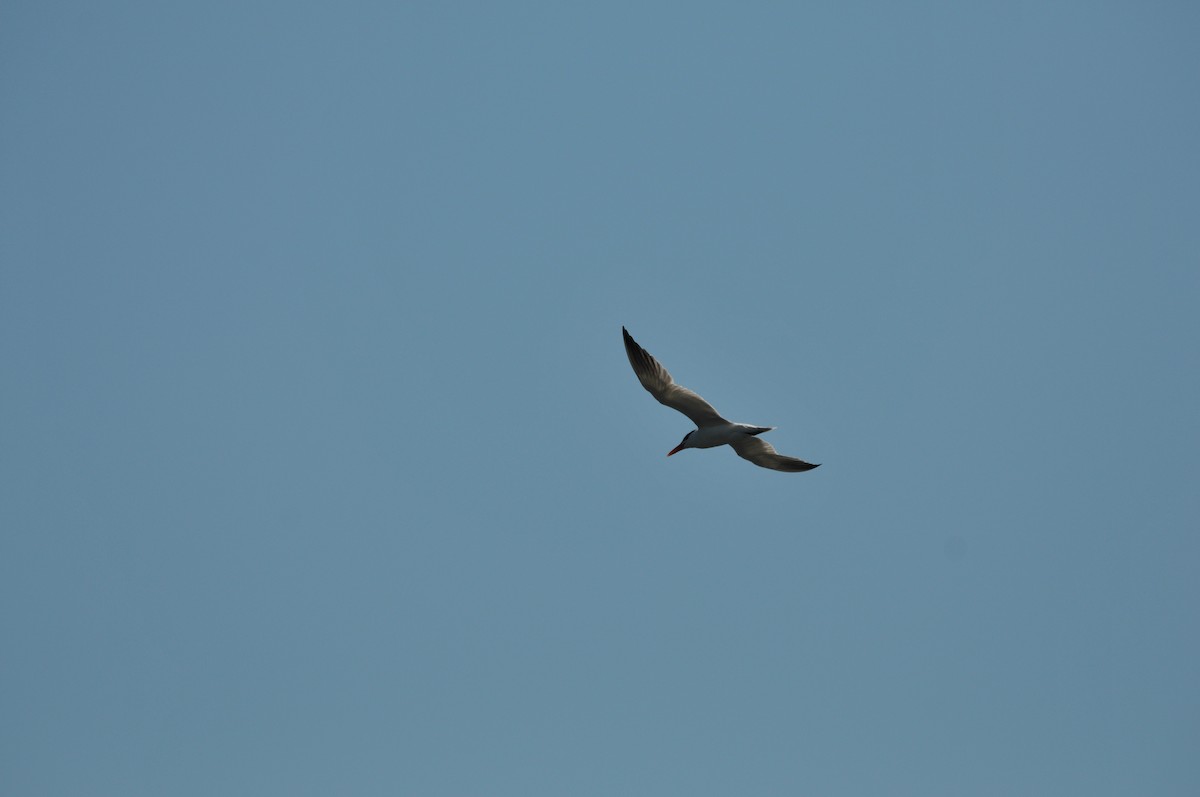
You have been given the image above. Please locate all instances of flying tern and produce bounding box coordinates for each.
[622,326,820,473]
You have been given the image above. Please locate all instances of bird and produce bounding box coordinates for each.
[622,326,820,472]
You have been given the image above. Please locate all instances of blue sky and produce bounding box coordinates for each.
[2,2,1198,795]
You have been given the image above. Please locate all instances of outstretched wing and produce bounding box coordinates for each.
[729,435,820,472]
[622,327,728,427]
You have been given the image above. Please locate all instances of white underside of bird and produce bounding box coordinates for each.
[623,326,820,473]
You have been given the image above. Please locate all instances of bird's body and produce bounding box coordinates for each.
[622,326,820,473]
[678,423,772,450]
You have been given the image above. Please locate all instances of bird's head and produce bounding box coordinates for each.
[667,430,695,457]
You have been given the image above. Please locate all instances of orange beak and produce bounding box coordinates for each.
[667,442,685,456]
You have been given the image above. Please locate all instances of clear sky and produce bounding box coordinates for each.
[2,3,1198,795]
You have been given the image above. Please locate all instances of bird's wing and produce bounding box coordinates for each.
[623,327,728,427]
[729,435,820,472]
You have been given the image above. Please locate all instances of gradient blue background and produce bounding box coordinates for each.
[3,3,1198,795]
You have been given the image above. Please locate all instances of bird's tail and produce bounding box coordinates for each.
[746,426,774,436]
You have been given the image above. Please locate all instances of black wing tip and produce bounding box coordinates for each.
[622,327,649,364]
